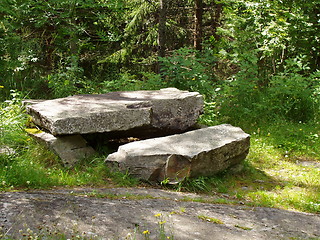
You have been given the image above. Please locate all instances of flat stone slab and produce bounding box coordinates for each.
[2,189,319,240]
[26,88,203,136]
[106,124,250,183]
[26,129,96,167]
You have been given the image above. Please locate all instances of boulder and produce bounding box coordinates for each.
[26,88,203,136]
[26,129,96,167]
[105,124,250,183]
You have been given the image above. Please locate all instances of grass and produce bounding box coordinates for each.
[0,145,139,190]
[174,121,320,213]
[82,190,160,201]
[1,97,320,214]
[0,100,139,190]
[234,225,253,231]
[241,123,319,213]
[197,215,224,224]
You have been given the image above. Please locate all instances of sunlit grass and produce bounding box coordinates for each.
[0,128,137,191]
[197,214,224,224]
[0,143,139,191]
[243,129,320,212]
[0,98,139,191]
[183,124,320,213]
[172,120,320,213]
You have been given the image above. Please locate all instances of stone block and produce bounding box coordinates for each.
[105,124,250,183]
[26,88,203,136]
[27,129,96,167]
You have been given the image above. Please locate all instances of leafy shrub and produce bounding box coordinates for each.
[159,47,217,99]
[0,90,27,147]
[217,55,320,125]
[47,56,95,98]
[100,71,141,93]
[267,57,318,122]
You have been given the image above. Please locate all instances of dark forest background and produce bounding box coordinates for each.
[1,0,319,125]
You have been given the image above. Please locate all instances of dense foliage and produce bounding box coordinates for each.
[0,0,319,124]
[216,0,320,124]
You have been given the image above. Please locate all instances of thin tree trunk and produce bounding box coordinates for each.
[69,0,78,56]
[158,0,166,58]
[211,2,223,42]
[194,0,203,51]
[157,0,166,73]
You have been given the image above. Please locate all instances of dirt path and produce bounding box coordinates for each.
[1,187,319,240]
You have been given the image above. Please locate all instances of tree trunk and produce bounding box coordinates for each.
[211,2,223,42]
[157,0,167,73]
[158,0,166,58]
[194,0,203,51]
[69,0,78,56]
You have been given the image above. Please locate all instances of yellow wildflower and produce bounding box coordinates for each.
[154,213,161,218]
[0,86,4,88]
[143,230,150,235]
[159,221,166,225]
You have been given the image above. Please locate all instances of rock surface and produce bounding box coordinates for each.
[1,188,319,240]
[106,124,250,183]
[26,88,203,136]
[0,146,15,155]
[27,130,96,167]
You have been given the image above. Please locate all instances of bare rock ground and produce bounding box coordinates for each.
[1,187,319,240]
